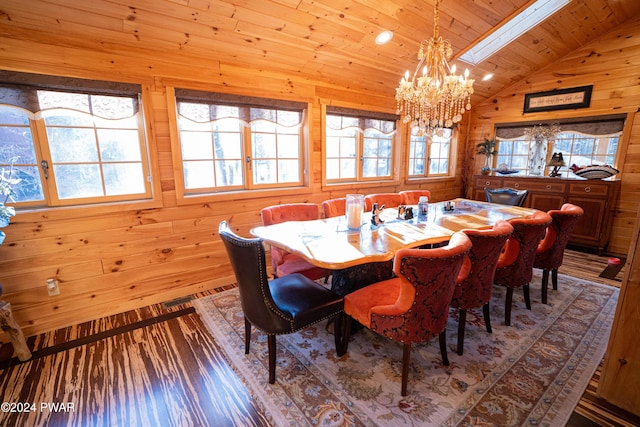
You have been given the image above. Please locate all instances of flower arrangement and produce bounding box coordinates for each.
[476,139,497,174]
[0,157,20,245]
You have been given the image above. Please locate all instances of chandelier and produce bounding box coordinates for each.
[395,0,474,136]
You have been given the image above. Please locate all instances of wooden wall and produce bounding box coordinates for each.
[0,31,466,339]
[1,12,639,341]
[468,14,640,256]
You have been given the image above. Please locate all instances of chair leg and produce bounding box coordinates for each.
[439,331,449,366]
[523,284,531,309]
[457,309,467,356]
[268,334,277,384]
[244,317,251,354]
[483,303,492,334]
[505,287,514,326]
[401,343,411,396]
[339,314,352,356]
[334,313,346,357]
[552,268,558,290]
[541,269,550,304]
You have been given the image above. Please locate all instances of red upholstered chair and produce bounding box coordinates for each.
[260,203,330,281]
[451,220,514,355]
[364,193,402,211]
[321,197,346,218]
[341,232,472,396]
[399,190,432,205]
[494,211,552,326]
[534,203,584,304]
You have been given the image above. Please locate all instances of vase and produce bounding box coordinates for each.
[528,138,547,176]
[481,155,492,175]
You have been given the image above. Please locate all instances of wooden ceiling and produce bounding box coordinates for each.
[1,0,639,107]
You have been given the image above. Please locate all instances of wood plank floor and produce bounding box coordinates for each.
[0,250,638,426]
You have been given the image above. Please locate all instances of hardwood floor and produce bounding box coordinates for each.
[0,250,638,426]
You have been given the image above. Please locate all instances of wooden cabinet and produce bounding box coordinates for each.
[472,175,620,254]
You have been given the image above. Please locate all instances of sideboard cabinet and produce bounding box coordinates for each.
[472,175,620,254]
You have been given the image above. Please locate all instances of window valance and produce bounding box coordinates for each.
[495,114,626,139]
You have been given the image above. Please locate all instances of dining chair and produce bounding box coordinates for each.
[341,232,472,396]
[534,203,585,304]
[260,203,330,281]
[494,211,552,326]
[218,221,345,384]
[364,193,402,211]
[451,220,514,355]
[399,190,432,205]
[484,187,529,207]
[321,197,346,218]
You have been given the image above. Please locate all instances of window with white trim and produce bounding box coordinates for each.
[325,108,397,183]
[0,73,151,207]
[175,90,306,193]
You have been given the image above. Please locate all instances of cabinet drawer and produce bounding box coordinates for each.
[569,182,609,197]
[475,177,503,189]
[503,179,567,193]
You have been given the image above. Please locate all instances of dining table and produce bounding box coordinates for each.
[251,198,539,295]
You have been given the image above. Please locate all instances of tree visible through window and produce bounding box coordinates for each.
[325,112,395,183]
[176,101,304,192]
[0,83,151,207]
[408,128,452,177]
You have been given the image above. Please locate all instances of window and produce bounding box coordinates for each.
[495,117,624,177]
[174,90,306,194]
[0,74,151,208]
[325,108,397,183]
[407,128,452,177]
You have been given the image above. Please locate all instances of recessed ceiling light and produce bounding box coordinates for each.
[458,0,571,65]
[375,30,393,45]
[483,73,494,81]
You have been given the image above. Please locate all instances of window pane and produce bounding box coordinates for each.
[278,134,300,158]
[278,160,299,182]
[13,166,44,202]
[54,164,103,198]
[215,134,242,159]
[0,106,31,125]
[253,133,276,158]
[47,127,98,162]
[184,161,215,189]
[181,131,214,160]
[253,159,276,184]
[215,160,243,187]
[98,129,142,161]
[326,158,340,179]
[103,163,145,195]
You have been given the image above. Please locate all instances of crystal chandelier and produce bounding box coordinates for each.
[395,0,474,136]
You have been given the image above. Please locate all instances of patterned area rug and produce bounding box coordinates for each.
[193,271,618,426]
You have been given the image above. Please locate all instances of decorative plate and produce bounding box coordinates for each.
[495,169,519,175]
[572,165,619,180]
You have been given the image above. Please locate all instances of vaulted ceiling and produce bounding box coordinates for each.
[1,0,639,107]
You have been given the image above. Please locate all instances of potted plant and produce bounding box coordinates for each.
[0,157,19,245]
[476,139,497,175]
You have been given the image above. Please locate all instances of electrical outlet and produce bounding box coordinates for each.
[46,278,60,296]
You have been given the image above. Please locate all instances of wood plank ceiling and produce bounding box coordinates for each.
[0,0,639,107]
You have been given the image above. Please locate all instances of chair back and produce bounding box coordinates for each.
[260,203,320,225]
[452,220,514,310]
[484,187,529,206]
[321,197,346,218]
[535,203,584,270]
[399,190,432,205]
[218,221,290,333]
[364,193,402,211]
[370,232,472,343]
[495,211,552,287]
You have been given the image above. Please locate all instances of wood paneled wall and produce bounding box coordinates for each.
[0,32,465,339]
[1,13,639,340]
[468,14,640,256]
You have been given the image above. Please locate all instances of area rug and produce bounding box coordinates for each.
[193,271,618,427]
